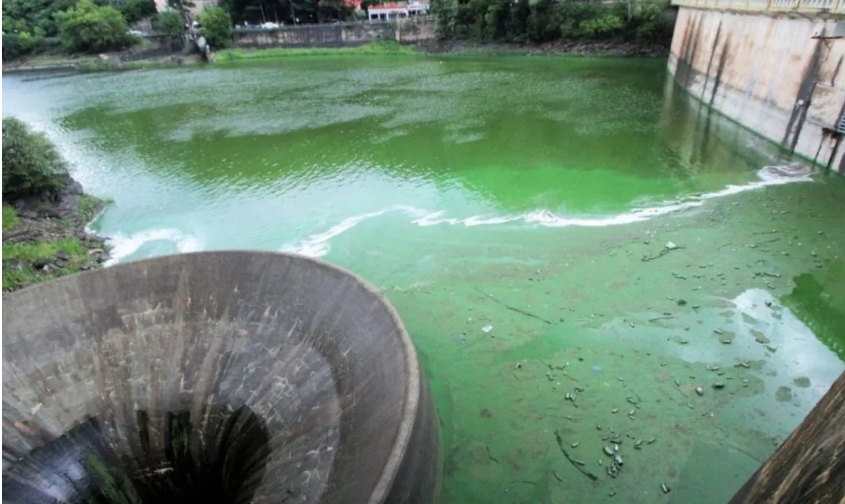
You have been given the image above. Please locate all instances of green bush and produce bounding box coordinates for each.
[198,7,233,49]
[431,0,673,45]
[56,0,134,53]
[152,10,185,39]
[118,0,158,25]
[2,117,69,201]
[631,3,673,45]
[579,13,624,39]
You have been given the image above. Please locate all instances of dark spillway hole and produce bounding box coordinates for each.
[3,405,271,504]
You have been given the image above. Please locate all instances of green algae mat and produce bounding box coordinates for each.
[4,55,845,504]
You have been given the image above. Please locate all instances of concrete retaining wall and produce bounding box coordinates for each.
[232,18,435,48]
[669,8,845,173]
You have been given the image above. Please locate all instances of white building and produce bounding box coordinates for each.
[368,0,429,21]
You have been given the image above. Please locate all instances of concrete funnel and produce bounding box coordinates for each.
[2,251,440,504]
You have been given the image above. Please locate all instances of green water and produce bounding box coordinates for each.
[5,55,845,504]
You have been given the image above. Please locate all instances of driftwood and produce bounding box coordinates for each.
[728,370,845,504]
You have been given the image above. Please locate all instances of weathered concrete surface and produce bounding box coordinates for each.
[728,369,845,504]
[669,8,845,173]
[232,18,435,48]
[1,251,440,504]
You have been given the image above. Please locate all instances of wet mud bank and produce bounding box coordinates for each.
[417,40,670,58]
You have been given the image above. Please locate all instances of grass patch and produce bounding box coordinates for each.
[2,237,91,291]
[216,40,417,62]
[78,194,105,223]
[3,206,20,232]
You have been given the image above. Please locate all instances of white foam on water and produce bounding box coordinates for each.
[280,209,393,257]
[281,164,814,258]
[103,228,202,266]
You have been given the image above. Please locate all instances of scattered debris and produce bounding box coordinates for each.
[475,288,552,325]
[642,242,683,262]
[554,430,599,481]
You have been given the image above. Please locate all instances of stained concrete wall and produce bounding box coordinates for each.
[232,18,435,48]
[668,8,845,173]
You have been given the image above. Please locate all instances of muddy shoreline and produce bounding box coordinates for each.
[415,40,671,58]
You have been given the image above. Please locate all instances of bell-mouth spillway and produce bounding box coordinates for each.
[2,251,440,504]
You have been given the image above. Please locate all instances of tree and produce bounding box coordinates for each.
[56,0,134,52]
[118,0,158,25]
[198,7,232,48]
[2,118,69,202]
[153,10,185,39]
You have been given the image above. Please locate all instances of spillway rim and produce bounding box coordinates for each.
[2,250,422,504]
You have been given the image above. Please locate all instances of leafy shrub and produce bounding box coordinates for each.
[2,117,69,201]
[431,0,674,45]
[631,3,673,45]
[579,13,624,39]
[56,0,134,53]
[152,10,185,39]
[198,7,233,49]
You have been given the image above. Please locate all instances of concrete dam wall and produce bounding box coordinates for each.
[232,18,435,48]
[668,6,845,173]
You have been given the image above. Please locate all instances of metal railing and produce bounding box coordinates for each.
[671,0,845,12]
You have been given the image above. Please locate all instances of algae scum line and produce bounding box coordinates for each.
[5,55,845,503]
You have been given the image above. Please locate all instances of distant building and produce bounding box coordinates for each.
[368,0,429,20]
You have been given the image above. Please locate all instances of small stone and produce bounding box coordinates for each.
[766,344,778,353]
[677,299,687,306]
[661,483,671,494]
[614,454,623,466]
[695,387,704,396]
[603,446,614,456]
[713,383,725,389]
